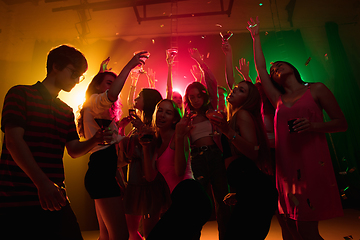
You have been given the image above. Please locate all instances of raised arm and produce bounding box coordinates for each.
[99,57,112,73]
[190,64,204,84]
[166,51,177,99]
[248,17,280,108]
[127,68,141,108]
[189,48,218,110]
[236,58,252,83]
[146,68,156,89]
[221,41,235,89]
[107,51,148,102]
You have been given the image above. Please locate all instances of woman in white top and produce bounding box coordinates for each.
[77,52,147,240]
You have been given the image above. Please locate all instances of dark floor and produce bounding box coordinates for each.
[82,208,360,240]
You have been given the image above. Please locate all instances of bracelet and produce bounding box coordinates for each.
[229,133,236,142]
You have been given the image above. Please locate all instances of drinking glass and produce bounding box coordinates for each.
[134,50,150,73]
[94,118,113,145]
[220,31,233,42]
[206,109,224,136]
[166,48,178,65]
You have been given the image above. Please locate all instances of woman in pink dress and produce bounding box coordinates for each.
[248,16,348,240]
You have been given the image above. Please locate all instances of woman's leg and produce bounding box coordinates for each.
[142,212,160,238]
[297,220,324,240]
[125,214,143,240]
[95,196,129,240]
[95,202,109,240]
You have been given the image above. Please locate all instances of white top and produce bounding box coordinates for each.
[83,90,125,153]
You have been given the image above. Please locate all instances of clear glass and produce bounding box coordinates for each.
[206,109,224,136]
[220,31,233,42]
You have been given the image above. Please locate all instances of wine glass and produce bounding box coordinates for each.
[94,118,113,145]
[134,50,150,73]
[206,109,224,136]
[220,31,233,43]
[166,48,178,65]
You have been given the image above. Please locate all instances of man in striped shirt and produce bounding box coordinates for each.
[0,45,112,239]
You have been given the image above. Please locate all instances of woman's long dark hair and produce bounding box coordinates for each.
[228,81,274,176]
[184,81,210,115]
[76,71,121,138]
[140,88,163,126]
[269,61,306,94]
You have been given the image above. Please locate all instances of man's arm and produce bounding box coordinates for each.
[5,126,67,211]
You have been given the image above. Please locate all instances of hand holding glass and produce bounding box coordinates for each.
[206,109,224,136]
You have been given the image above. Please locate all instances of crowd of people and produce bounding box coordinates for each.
[0,16,347,240]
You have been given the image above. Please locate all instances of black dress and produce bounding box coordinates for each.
[221,134,278,240]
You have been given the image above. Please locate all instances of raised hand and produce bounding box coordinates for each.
[146,68,156,88]
[246,16,260,39]
[128,51,150,69]
[188,48,204,64]
[100,57,112,73]
[190,64,204,82]
[236,58,251,82]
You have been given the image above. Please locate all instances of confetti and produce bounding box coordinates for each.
[305,57,311,66]
[152,39,155,44]
[216,23,223,28]
[265,32,268,35]
[201,35,206,39]
[319,161,325,166]
[160,24,164,28]
[348,167,356,173]
[324,53,328,61]
[206,52,210,58]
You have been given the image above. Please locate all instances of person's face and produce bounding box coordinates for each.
[227,82,249,107]
[187,87,204,110]
[56,64,85,92]
[270,62,293,83]
[134,91,144,111]
[172,92,183,108]
[96,74,115,93]
[155,101,177,129]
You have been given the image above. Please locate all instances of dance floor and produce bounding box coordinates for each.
[82,208,360,240]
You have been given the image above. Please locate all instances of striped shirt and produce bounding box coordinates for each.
[0,81,79,208]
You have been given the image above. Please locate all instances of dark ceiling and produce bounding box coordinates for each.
[1,0,358,44]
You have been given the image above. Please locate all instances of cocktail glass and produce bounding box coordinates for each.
[166,48,178,65]
[206,109,224,136]
[220,31,233,42]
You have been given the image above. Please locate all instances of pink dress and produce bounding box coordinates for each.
[275,85,343,221]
